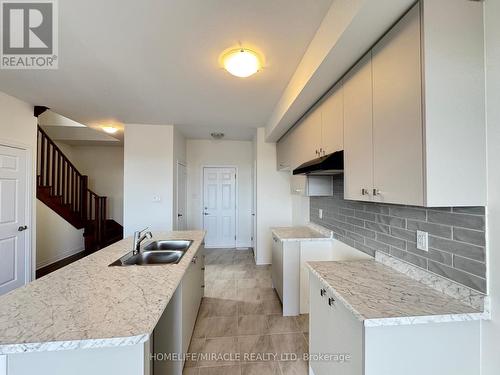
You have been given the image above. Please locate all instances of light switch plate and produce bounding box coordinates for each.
[318,209,323,219]
[416,230,428,251]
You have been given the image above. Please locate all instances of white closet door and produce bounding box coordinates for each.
[0,145,28,295]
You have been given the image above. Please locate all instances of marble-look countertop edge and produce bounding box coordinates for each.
[0,334,150,355]
[271,226,333,242]
[307,262,485,327]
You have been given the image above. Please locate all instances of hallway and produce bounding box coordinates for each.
[184,249,309,375]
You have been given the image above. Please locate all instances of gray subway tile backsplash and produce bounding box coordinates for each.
[310,176,487,293]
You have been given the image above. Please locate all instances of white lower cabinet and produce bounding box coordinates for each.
[309,275,363,375]
[309,271,481,375]
[272,236,334,316]
[153,246,205,375]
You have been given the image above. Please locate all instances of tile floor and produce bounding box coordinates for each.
[184,248,309,375]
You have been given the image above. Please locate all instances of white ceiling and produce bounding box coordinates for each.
[0,0,332,140]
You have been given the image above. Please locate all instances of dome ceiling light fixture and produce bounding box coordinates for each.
[102,126,118,134]
[220,48,263,78]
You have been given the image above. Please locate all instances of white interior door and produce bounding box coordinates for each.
[176,162,187,230]
[203,167,236,248]
[0,145,29,295]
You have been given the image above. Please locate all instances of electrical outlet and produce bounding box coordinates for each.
[416,230,428,251]
[318,209,323,219]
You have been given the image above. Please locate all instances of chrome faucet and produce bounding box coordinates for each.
[133,228,153,254]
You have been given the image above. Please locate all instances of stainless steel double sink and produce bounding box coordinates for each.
[109,240,193,267]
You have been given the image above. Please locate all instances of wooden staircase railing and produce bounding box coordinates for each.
[37,125,110,252]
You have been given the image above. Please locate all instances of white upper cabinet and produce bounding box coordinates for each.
[276,83,344,172]
[343,53,374,202]
[320,84,344,155]
[278,0,485,207]
[344,0,485,207]
[371,3,424,206]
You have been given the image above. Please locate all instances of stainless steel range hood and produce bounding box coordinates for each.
[292,150,344,176]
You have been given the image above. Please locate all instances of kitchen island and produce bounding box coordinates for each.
[0,230,205,375]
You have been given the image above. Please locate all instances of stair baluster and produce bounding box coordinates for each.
[36,126,121,253]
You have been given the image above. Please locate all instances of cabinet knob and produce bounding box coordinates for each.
[328,297,335,306]
[191,256,197,264]
[320,288,326,297]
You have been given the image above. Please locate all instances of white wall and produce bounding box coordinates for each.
[123,124,177,236]
[254,128,292,264]
[71,146,124,225]
[186,139,253,247]
[0,92,37,279]
[172,128,186,230]
[481,1,500,373]
[36,201,84,268]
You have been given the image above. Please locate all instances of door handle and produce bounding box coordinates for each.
[177,213,183,217]
[203,212,209,216]
[18,225,28,232]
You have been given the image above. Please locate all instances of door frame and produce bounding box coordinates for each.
[0,139,34,284]
[176,161,187,230]
[201,165,238,248]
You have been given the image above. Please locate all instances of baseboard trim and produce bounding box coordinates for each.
[36,246,85,270]
[36,250,88,279]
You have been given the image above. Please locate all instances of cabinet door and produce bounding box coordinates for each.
[343,53,374,202]
[292,109,322,167]
[309,275,363,375]
[277,131,293,170]
[372,4,424,206]
[181,251,203,355]
[321,84,344,155]
[271,235,283,302]
[309,275,331,375]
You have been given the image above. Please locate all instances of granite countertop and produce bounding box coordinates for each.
[271,225,333,241]
[0,230,205,354]
[308,260,484,327]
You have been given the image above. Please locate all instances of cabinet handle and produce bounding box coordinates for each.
[201,267,205,271]
[361,188,370,196]
[328,297,335,306]
[320,288,326,297]
[191,256,197,264]
[373,188,380,196]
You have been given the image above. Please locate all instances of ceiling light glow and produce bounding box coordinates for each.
[221,48,262,78]
[102,126,118,134]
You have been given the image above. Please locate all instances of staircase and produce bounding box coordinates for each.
[37,125,123,253]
